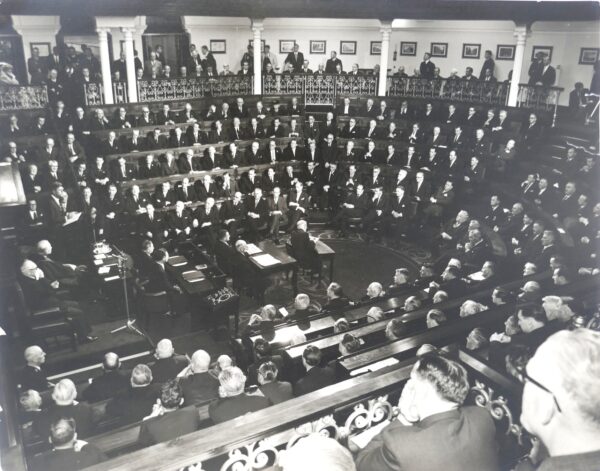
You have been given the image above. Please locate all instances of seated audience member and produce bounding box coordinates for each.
[19,389,43,428]
[138,379,201,446]
[333,317,350,333]
[257,361,293,404]
[108,364,160,424]
[388,268,410,293]
[338,333,362,356]
[402,295,422,312]
[361,281,385,302]
[459,300,488,317]
[541,295,575,323]
[35,379,94,439]
[29,418,107,471]
[81,352,129,402]
[356,355,499,471]
[466,327,489,351]
[288,293,316,321]
[20,345,52,391]
[179,350,220,406]
[385,318,408,341]
[426,309,447,328]
[294,346,335,396]
[280,434,356,471]
[366,306,385,323]
[515,329,600,471]
[432,290,449,304]
[150,338,189,383]
[209,367,271,423]
[323,282,350,312]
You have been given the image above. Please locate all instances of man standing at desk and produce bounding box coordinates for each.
[291,220,321,281]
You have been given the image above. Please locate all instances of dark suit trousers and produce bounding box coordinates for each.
[269,213,288,236]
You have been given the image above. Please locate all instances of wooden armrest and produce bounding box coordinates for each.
[32,306,62,317]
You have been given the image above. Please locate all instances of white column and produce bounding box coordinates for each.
[251,19,264,95]
[508,25,529,107]
[378,22,392,96]
[97,28,114,105]
[122,27,138,102]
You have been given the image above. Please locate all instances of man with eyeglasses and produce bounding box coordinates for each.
[516,329,600,470]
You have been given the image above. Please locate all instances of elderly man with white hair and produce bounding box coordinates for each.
[179,350,219,406]
[34,239,87,291]
[288,293,315,321]
[107,364,160,425]
[19,259,96,342]
[290,219,321,281]
[20,345,52,391]
[82,352,128,403]
[361,281,385,302]
[515,329,600,470]
[150,338,189,383]
[35,379,94,439]
[208,366,270,423]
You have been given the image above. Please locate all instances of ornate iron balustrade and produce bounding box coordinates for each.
[0,85,48,110]
[387,76,510,106]
[262,74,377,106]
[137,76,253,102]
[83,82,104,106]
[517,83,563,126]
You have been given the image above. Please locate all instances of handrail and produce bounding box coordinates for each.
[516,83,563,126]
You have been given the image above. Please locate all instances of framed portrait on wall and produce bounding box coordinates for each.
[400,41,417,56]
[496,44,515,61]
[370,41,382,56]
[310,40,326,54]
[531,45,553,62]
[249,39,266,53]
[210,40,226,54]
[579,47,599,65]
[462,43,481,59]
[340,41,357,55]
[30,42,51,57]
[280,40,296,54]
[430,42,448,58]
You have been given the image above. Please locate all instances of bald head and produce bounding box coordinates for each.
[24,345,45,366]
[190,350,211,373]
[156,339,174,359]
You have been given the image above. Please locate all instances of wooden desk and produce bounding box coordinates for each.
[314,239,335,282]
[165,252,217,297]
[247,239,298,303]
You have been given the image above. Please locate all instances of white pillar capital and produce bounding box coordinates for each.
[251,18,264,32]
[513,26,529,44]
[96,27,111,37]
[121,27,135,37]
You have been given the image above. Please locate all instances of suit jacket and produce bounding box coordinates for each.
[138,406,201,446]
[284,51,305,72]
[319,143,338,164]
[36,403,94,439]
[293,365,335,396]
[138,213,165,239]
[151,355,189,383]
[19,365,49,391]
[240,174,260,194]
[138,161,161,179]
[82,370,129,403]
[178,155,202,173]
[356,407,500,471]
[107,384,160,424]
[209,394,271,424]
[539,65,556,87]
[259,381,293,405]
[30,445,107,471]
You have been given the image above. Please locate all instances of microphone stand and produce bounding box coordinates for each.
[110,246,145,337]
[585,93,600,125]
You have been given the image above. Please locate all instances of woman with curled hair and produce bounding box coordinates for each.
[257,361,293,404]
[459,299,488,317]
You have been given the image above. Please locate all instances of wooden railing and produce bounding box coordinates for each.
[516,83,563,126]
[387,76,510,107]
[0,85,48,111]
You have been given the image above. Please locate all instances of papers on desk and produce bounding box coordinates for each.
[182,270,205,283]
[349,357,400,377]
[104,275,120,282]
[252,253,281,267]
[63,212,81,226]
[245,243,262,255]
[98,266,110,275]
[279,307,289,317]
[167,255,188,267]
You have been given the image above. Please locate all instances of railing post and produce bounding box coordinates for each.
[508,25,529,107]
[96,28,114,105]
[251,19,264,95]
[378,22,392,97]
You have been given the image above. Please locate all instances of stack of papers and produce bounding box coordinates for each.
[252,253,281,267]
[168,255,188,267]
[245,244,262,255]
[182,270,205,283]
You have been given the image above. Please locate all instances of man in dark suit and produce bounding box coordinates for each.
[178,149,202,173]
[81,352,129,403]
[267,186,288,241]
[107,364,160,424]
[138,380,201,446]
[209,366,271,423]
[150,338,189,384]
[178,350,220,406]
[20,345,52,391]
[419,52,435,79]
[291,219,321,276]
[186,122,207,145]
[245,188,268,242]
[29,418,107,471]
[356,355,500,471]
[294,346,335,396]
[145,128,166,150]
[325,51,343,73]
[262,139,283,164]
[287,181,310,231]
[284,44,304,73]
[220,192,246,238]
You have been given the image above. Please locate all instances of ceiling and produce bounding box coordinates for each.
[1,0,599,22]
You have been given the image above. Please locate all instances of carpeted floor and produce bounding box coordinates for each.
[24,232,431,375]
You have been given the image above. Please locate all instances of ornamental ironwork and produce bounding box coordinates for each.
[0,85,48,110]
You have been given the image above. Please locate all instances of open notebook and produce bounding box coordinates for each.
[251,253,281,267]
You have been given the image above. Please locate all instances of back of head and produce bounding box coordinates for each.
[52,379,77,406]
[190,349,211,373]
[281,434,356,471]
[20,390,42,411]
[295,293,310,310]
[341,334,361,354]
[218,366,246,396]
[160,379,183,409]
[290,331,307,346]
[50,418,76,447]
[131,364,153,387]
[415,355,469,405]
[303,345,322,367]
[366,306,384,323]
[103,352,120,371]
[253,338,271,359]
[156,338,174,359]
[257,361,279,384]
[261,304,277,321]
[333,318,350,333]
[386,318,408,340]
